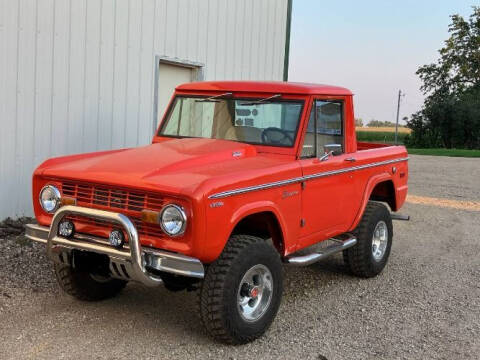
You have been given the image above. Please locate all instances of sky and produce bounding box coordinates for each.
[288,0,476,125]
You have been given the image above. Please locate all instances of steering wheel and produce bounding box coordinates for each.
[261,127,294,146]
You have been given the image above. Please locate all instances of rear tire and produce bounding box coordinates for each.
[343,201,393,278]
[199,235,283,344]
[54,263,127,301]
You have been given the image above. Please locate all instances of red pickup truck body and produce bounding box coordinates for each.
[31,81,408,263]
[27,81,408,344]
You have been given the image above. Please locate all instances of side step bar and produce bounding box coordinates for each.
[284,234,357,266]
[391,213,410,221]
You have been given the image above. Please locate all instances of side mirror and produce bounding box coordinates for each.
[319,144,342,161]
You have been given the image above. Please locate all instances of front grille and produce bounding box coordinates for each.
[62,181,165,213]
[61,181,166,241]
[65,215,165,240]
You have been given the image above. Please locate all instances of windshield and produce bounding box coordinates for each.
[158,96,304,147]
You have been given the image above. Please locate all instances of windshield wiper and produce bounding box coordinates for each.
[195,92,233,103]
[239,94,282,106]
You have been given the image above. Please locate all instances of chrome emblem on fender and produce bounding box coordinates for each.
[282,190,299,199]
[210,201,224,208]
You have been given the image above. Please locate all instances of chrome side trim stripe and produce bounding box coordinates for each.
[208,157,409,199]
[302,156,410,181]
[209,176,304,199]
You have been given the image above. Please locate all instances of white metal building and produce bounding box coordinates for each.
[0,0,292,219]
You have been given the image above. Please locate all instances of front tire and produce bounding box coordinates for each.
[344,201,393,278]
[54,263,127,301]
[199,235,283,344]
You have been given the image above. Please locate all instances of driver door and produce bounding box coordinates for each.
[298,98,355,248]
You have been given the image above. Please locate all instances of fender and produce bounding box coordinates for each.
[349,172,392,231]
[395,184,408,211]
[229,200,291,255]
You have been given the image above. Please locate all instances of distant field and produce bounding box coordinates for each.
[356,126,411,134]
[407,148,480,157]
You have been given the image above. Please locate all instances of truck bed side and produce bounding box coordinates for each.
[347,144,409,231]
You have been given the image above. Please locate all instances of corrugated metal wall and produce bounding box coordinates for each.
[0,0,289,218]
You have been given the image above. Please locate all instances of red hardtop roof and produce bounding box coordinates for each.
[176,81,353,96]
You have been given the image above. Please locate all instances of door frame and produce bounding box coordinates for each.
[152,56,205,135]
[297,95,351,245]
[296,95,349,159]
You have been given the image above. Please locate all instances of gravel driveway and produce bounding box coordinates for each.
[1,155,479,360]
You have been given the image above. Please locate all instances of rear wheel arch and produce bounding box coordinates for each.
[351,173,395,230]
[369,179,396,211]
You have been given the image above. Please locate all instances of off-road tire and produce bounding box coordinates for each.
[343,201,393,278]
[199,235,283,344]
[54,263,127,301]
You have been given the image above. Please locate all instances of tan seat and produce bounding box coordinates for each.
[212,102,237,139]
[225,126,262,143]
[224,126,237,140]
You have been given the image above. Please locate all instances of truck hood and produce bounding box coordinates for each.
[40,138,296,197]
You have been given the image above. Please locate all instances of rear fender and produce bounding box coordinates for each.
[349,172,392,230]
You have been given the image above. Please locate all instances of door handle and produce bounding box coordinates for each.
[345,157,356,162]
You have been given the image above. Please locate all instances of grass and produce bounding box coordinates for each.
[356,130,408,144]
[406,148,480,157]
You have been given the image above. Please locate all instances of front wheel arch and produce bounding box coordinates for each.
[227,202,291,255]
[230,210,285,254]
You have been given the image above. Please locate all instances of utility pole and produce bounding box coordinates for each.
[395,90,402,145]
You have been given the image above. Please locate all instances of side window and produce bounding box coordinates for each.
[301,100,344,158]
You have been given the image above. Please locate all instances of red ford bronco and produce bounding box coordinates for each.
[26,81,409,344]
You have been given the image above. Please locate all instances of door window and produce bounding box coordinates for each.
[301,100,344,158]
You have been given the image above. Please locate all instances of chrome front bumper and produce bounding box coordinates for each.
[25,205,204,286]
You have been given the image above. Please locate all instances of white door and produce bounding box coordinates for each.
[157,63,194,127]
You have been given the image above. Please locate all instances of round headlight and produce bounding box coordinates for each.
[160,204,187,236]
[39,185,61,213]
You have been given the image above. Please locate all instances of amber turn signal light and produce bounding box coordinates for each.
[141,209,160,224]
[61,197,77,206]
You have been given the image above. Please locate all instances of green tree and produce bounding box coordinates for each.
[368,120,396,127]
[406,7,480,149]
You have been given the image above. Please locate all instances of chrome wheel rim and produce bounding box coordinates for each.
[237,264,273,322]
[372,220,388,261]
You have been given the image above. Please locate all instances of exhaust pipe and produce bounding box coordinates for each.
[391,213,410,221]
